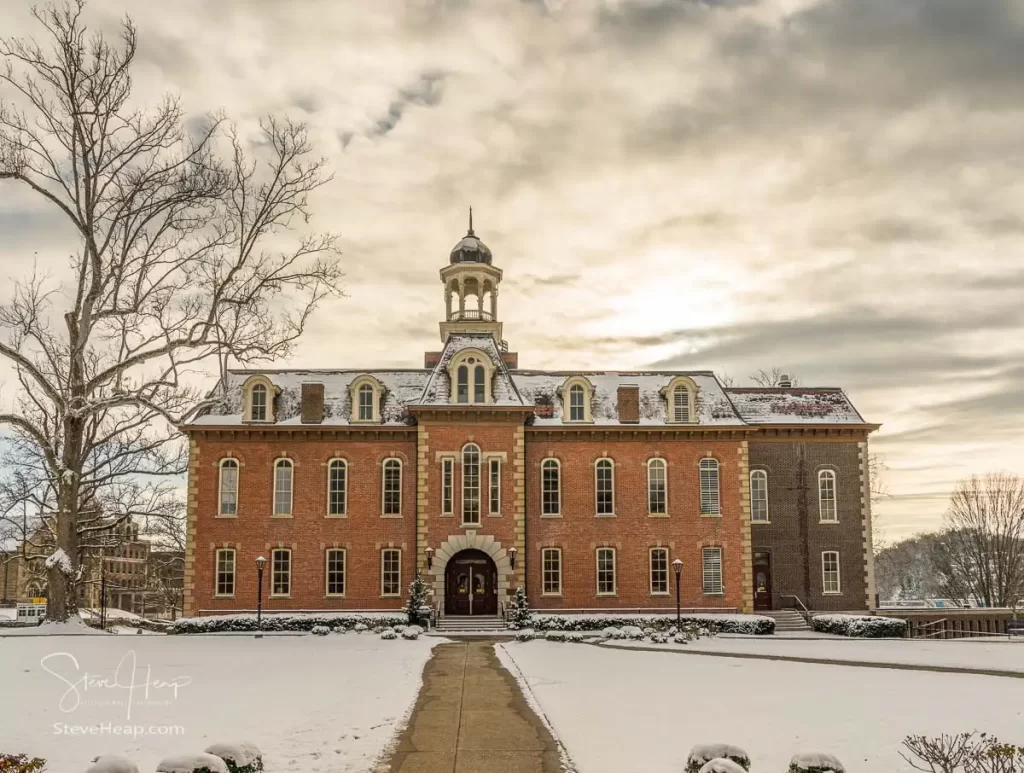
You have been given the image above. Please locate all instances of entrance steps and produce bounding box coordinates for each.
[436,615,506,632]
[764,609,811,632]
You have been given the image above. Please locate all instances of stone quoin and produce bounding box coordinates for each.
[181,214,879,619]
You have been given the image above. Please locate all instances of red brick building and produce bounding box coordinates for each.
[182,222,878,620]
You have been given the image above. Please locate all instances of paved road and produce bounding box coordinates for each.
[383,640,564,773]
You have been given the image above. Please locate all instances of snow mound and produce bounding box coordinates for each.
[2,616,105,636]
[401,625,423,640]
[687,743,751,772]
[380,629,398,640]
[790,752,846,772]
[86,756,139,773]
[204,742,262,768]
[156,753,228,773]
[700,760,747,773]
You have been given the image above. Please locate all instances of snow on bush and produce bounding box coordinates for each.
[203,742,263,773]
[811,614,907,638]
[788,752,846,772]
[673,633,691,644]
[310,625,330,636]
[401,625,423,640]
[601,626,622,639]
[380,629,398,640]
[649,633,667,644]
[622,625,646,640]
[86,756,139,773]
[530,613,774,635]
[515,628,537,642]
[171,612,407,635]
[544,631,568,642]
[156,753,228,773]
[354,623,369,633]
[700,760,747,773]
[686,743,751,772]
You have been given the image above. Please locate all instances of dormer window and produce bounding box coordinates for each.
[663,376,697,424]
[448,349,494,404]
[349,375,383,423]
[242,375,278,423]
[559,376,593,423]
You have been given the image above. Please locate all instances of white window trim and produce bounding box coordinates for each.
[214,548,236,598]
[349,375,384,423]
[441,456,455,516]
[699,458,721,516]
[241,375,278,423]
[488,457,501,515]
[270,548,292,598]
[381,548,402,597]
[663,376,698,425]
[447,348,495,405]
[559,376,594,424]
[701,546,725,596]
[594,458,616,517]
[461,443,482,526]
[750,469,769,523]
[822,551,842,594]
[649,547,670,596]
[382,458,403,517]
[647,458,668,516]
[818,470,838,523]
[272,458,294,518]
[541,547,563,596]
[325,548,347,597]
[541,458,562,517]
[217,458,239,518]
[595,547,617,596]
[326,458,348,518]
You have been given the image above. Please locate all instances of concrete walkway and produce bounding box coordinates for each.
[383,640,564,773]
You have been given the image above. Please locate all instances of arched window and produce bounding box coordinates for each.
[664,377,697,424]
[647,458,667,515]
[457,365,469,403]
[218,459,239,516]
[250,384,267,422]
[819,470,837,522]
[672,384,690,423]
[273,459,293,516]
[382,459,402,515]
[328,459,347,516]
[569,384,585,422]
[358,384,374,421]
[541,459,561,516]
[750,470,769,523]
[560,376,593,423]
[474,365,486,403]
[462,443,481,525]
[595,458,615,516]
[699,458,720,515]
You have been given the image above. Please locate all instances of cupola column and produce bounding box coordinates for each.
[491,287,498,319]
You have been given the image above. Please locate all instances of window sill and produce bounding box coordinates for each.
[596,592,618,597]
[819,520,839,525]
[700,513,722,518]
[213,595,235,600]
[325,594,346,599]
[381,514,403,519]
[215,514,238,519]
[541,592,563,597]
[460,522,483,529]
[488,512,502,517]
[650,592,670,597]
[541,514,562,519]
[380,594,401,599]
[647,512,669,518]
[440,512,454,517]
[703,592,725,597]
[326,514,348,519]
[271,514,293,519]
[270,594,291,599]
[752,520,771,525]
[823,591,843,595]
[595,513,616,518]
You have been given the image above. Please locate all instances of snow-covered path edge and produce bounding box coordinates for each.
[495,643,578,773]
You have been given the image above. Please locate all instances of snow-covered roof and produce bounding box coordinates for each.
[414,333,525,407]
[725,388,866,425]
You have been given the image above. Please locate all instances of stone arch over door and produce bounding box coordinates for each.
[430,532,512,613]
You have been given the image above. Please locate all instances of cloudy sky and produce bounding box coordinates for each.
[2,0,1023,541]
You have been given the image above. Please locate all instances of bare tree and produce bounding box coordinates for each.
[869,452,890,551]
[750,367,800,387]
[0,3,342,620]
[143,504,185,619]
[718,373,735,388]
[934,474,1024,611]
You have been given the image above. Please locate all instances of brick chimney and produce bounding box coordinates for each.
[617,385,640,423]
[301,382,325,424]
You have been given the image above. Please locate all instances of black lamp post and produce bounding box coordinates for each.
[255,555,266,638]
[672,558,683,628]
[508,546,517,570]
[100,572,108,630]
[425,546,434,571]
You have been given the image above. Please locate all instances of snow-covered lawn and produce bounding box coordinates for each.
[2,632,437,772]
[498,641,1024,773]
[605,634,1024,673]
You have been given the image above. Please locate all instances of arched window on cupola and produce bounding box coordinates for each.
[448,349,494,405]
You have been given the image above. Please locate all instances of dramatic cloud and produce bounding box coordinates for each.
[1,0,1022,540]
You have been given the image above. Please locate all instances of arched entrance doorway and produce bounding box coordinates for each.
[444,549,498,616]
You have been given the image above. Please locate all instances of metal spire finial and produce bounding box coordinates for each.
[467,206,475,236]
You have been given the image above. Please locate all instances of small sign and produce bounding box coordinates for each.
[30,597,46,605]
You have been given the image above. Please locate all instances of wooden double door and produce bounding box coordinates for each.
[445,549,498,616]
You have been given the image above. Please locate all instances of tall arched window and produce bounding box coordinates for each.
[672,384,690,423]
[358,384,374,421]
[819,470,837,522]
[699,458,720,515]
[328,459,347,516]
[382,459,402,515]
[569,384,585,422]
[273,459,293,516]
[647,458,667,515]
[541,459,561,516]
[473,365,486,403]
[750,470,769,523]
[457,365,469,403]
[250,384,267,422]
[595,458,615,516]
[218,459,239,516]
[462,443,481,525]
